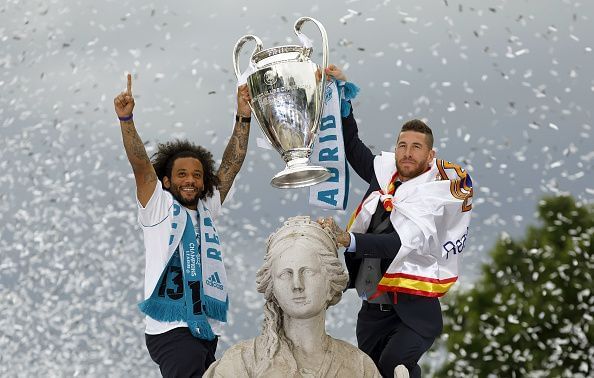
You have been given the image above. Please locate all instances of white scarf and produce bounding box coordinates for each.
[308,81,349,209]
[195,202,228,308]
[139,198,228,340]
[347,153,473,297]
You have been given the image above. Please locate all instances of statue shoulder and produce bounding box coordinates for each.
[203,339,257,378]
[328,338,381,377]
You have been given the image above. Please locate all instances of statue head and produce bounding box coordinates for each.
[203,216,381,378]
[254,216,349,372]
[258,216,348,311]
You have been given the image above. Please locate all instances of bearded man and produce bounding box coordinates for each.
[320,65,473,378]
[114,73,252,377]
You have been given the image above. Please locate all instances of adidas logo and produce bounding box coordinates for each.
[205,272,224,290]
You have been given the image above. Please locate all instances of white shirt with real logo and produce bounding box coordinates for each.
[137,180,223,335]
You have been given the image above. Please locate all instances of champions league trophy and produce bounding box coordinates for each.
[233,17,331,189]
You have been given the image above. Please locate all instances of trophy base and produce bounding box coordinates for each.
[270,162,331,189]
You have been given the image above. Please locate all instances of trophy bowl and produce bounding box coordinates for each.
[233,17,331,189]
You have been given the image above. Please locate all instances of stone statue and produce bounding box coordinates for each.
[204,216,381,377]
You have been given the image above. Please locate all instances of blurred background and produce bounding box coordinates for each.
[1,0,592,376]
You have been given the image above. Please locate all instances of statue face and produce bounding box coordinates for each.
[271,241,329,319]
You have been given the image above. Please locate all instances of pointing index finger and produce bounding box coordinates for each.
[126,73,132,94]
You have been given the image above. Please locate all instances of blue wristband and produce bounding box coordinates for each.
[118,113,133,122]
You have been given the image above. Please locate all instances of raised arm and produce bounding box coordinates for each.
[114,74,157,206]
[325,65,375,183]
[216,84,251,204]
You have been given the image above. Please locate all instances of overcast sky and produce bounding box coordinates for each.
[1,0,592,375]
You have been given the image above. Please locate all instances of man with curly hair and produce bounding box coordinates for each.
[114,73,252,377]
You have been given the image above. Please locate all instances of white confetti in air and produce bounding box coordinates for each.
[515,49,529,56]
[339,9,361,24]
[581,151,594,162]
[1,2,592,375]
[568,171,584,180]
[550,161,563,168]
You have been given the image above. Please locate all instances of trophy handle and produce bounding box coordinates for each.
[294,17,329,86]
[233,35,264,79]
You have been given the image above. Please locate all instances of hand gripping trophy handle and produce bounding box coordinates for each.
[233,17,332,189]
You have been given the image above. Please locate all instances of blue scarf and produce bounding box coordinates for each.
[139,200,228,340]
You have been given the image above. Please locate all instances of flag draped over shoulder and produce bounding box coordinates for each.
[347,154,473,297]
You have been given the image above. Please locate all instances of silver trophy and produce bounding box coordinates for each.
[233,17,331,189]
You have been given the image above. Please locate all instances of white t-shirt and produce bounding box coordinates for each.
[138,180,223,335]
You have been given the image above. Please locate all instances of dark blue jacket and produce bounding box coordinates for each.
[342,109,443,339]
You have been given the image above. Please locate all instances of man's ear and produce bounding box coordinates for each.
[429,149,436,162]
[163,176,171,189]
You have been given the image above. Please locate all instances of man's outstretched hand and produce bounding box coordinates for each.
[114,73,135,119]
[315,64,347,83]
[317,216,351,248]
[325,64,347,82]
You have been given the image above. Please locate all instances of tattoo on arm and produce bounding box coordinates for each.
[120,120,156,182]
[143,171,157,184]
[218,120,250,202]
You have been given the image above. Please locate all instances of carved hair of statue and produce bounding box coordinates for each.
[254,216,349,376]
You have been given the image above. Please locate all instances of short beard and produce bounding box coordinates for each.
[168,183,200,208]
[396,160,427,181]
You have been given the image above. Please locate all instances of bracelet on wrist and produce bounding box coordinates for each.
[118,114,133,122]
[235,114,251,123]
